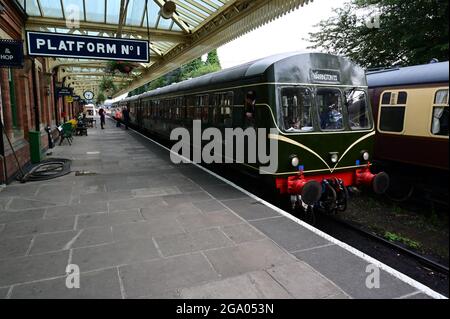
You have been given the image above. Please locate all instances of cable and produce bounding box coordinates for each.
[20,158,72,183]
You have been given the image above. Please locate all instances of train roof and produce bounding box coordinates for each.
[367,61,449,88]
[118,52,365,103]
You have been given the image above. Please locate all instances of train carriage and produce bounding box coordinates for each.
[367,62,449,171]
[114,52,388,211]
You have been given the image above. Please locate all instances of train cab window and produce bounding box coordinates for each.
[345,89,371,130]
[317,89,344,131]
[379,91,407,133]
[431,89,449,137]
[281,87,313,132]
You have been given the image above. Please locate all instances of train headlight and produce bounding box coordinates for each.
[330,153,339,164]
[362,151,370,161]
[290,156,300,168]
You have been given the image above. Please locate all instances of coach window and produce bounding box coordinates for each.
[345,89,372,130]
[431,89,449,137]
[281,87,313,132]
[221,92,234,127]
[379,91,407,133]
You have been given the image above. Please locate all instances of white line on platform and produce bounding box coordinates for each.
[129,127,447,300]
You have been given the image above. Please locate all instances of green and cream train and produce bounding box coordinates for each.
[114,52,389,211]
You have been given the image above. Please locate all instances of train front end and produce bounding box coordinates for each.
[270,53,389,211]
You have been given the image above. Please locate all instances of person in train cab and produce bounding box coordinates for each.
[99,107,106,130]
[320,93,343,130]
[122,107,130,130]
[245,91,257,127]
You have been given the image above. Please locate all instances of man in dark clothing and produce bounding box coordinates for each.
[122,107,130,130]
[99,108,106,129]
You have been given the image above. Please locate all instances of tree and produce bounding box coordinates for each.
[127,50,223,95]
[307,0,449,68]
[206,49,221,68]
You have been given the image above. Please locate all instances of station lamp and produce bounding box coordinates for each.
[160,1,176,19]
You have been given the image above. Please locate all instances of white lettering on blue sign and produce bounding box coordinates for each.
[27,32,149,63]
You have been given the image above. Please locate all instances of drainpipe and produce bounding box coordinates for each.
[31,58,40,132]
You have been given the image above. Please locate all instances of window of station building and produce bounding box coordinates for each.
[281,87,314,133]
[7,69,20,136]
[431,89,449,137]
[317,88,344,131]
[379,91,407,133]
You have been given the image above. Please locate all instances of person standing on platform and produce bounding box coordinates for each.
[122,107,130,130]
[99,107,106,130]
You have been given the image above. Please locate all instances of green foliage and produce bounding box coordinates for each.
[180,63,221,81]
[96,92,106,104]
[128,50,222,96]
[307,0,449,68]
[99,77,117,93]
[384,231,422,250]
[206,49,221,68]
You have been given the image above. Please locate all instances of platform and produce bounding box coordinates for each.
[0,120,437,299]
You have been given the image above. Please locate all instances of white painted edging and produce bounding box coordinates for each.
[129,127,447,300]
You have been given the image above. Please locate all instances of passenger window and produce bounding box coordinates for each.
[245,91,256,128]
[382,92,391,105]
[431,89,449,137]
[281,87,314,132]
[379,91,406,133]
[397,92,408,105]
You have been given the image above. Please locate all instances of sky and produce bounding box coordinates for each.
[109,0,348,103]
[217,0,348,69]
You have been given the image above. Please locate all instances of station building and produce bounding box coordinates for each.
[0,0,80,184]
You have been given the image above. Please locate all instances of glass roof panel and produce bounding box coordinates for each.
[126,0,147,26]
[25,0,41,16]
[62,0,85,20]
[85,0,106,23]
[23,0,231,34]
[106,0,121,24]
[38,0,63,18]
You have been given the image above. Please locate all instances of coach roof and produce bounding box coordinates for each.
[367,61,449,88]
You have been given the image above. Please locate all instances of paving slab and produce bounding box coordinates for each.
[10,268,122,299]
[0,236,33,259]
[119,253,220,298]
[251,217,330,253]
[76,210,144,229]
[203,240,296,279]
[0,216,76,239]
[71,238,160,272]
[221,198,280,221]
[294,245,417,299]
[0,209,46,224]
[0,251,69,286]
[0,287,9,299]
[180,271,292,299]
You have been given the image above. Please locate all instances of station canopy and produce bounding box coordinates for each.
[18,0,313,98]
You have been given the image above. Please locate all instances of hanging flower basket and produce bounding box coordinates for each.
[106,61,136,74]
[99,77,117,93]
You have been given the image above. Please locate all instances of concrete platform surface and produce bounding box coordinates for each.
[0,120,436,299]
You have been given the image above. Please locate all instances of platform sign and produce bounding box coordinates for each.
[72,96,81,102]
[57,87,73,97]
[0,40,24,68]
[26,31,149,63]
